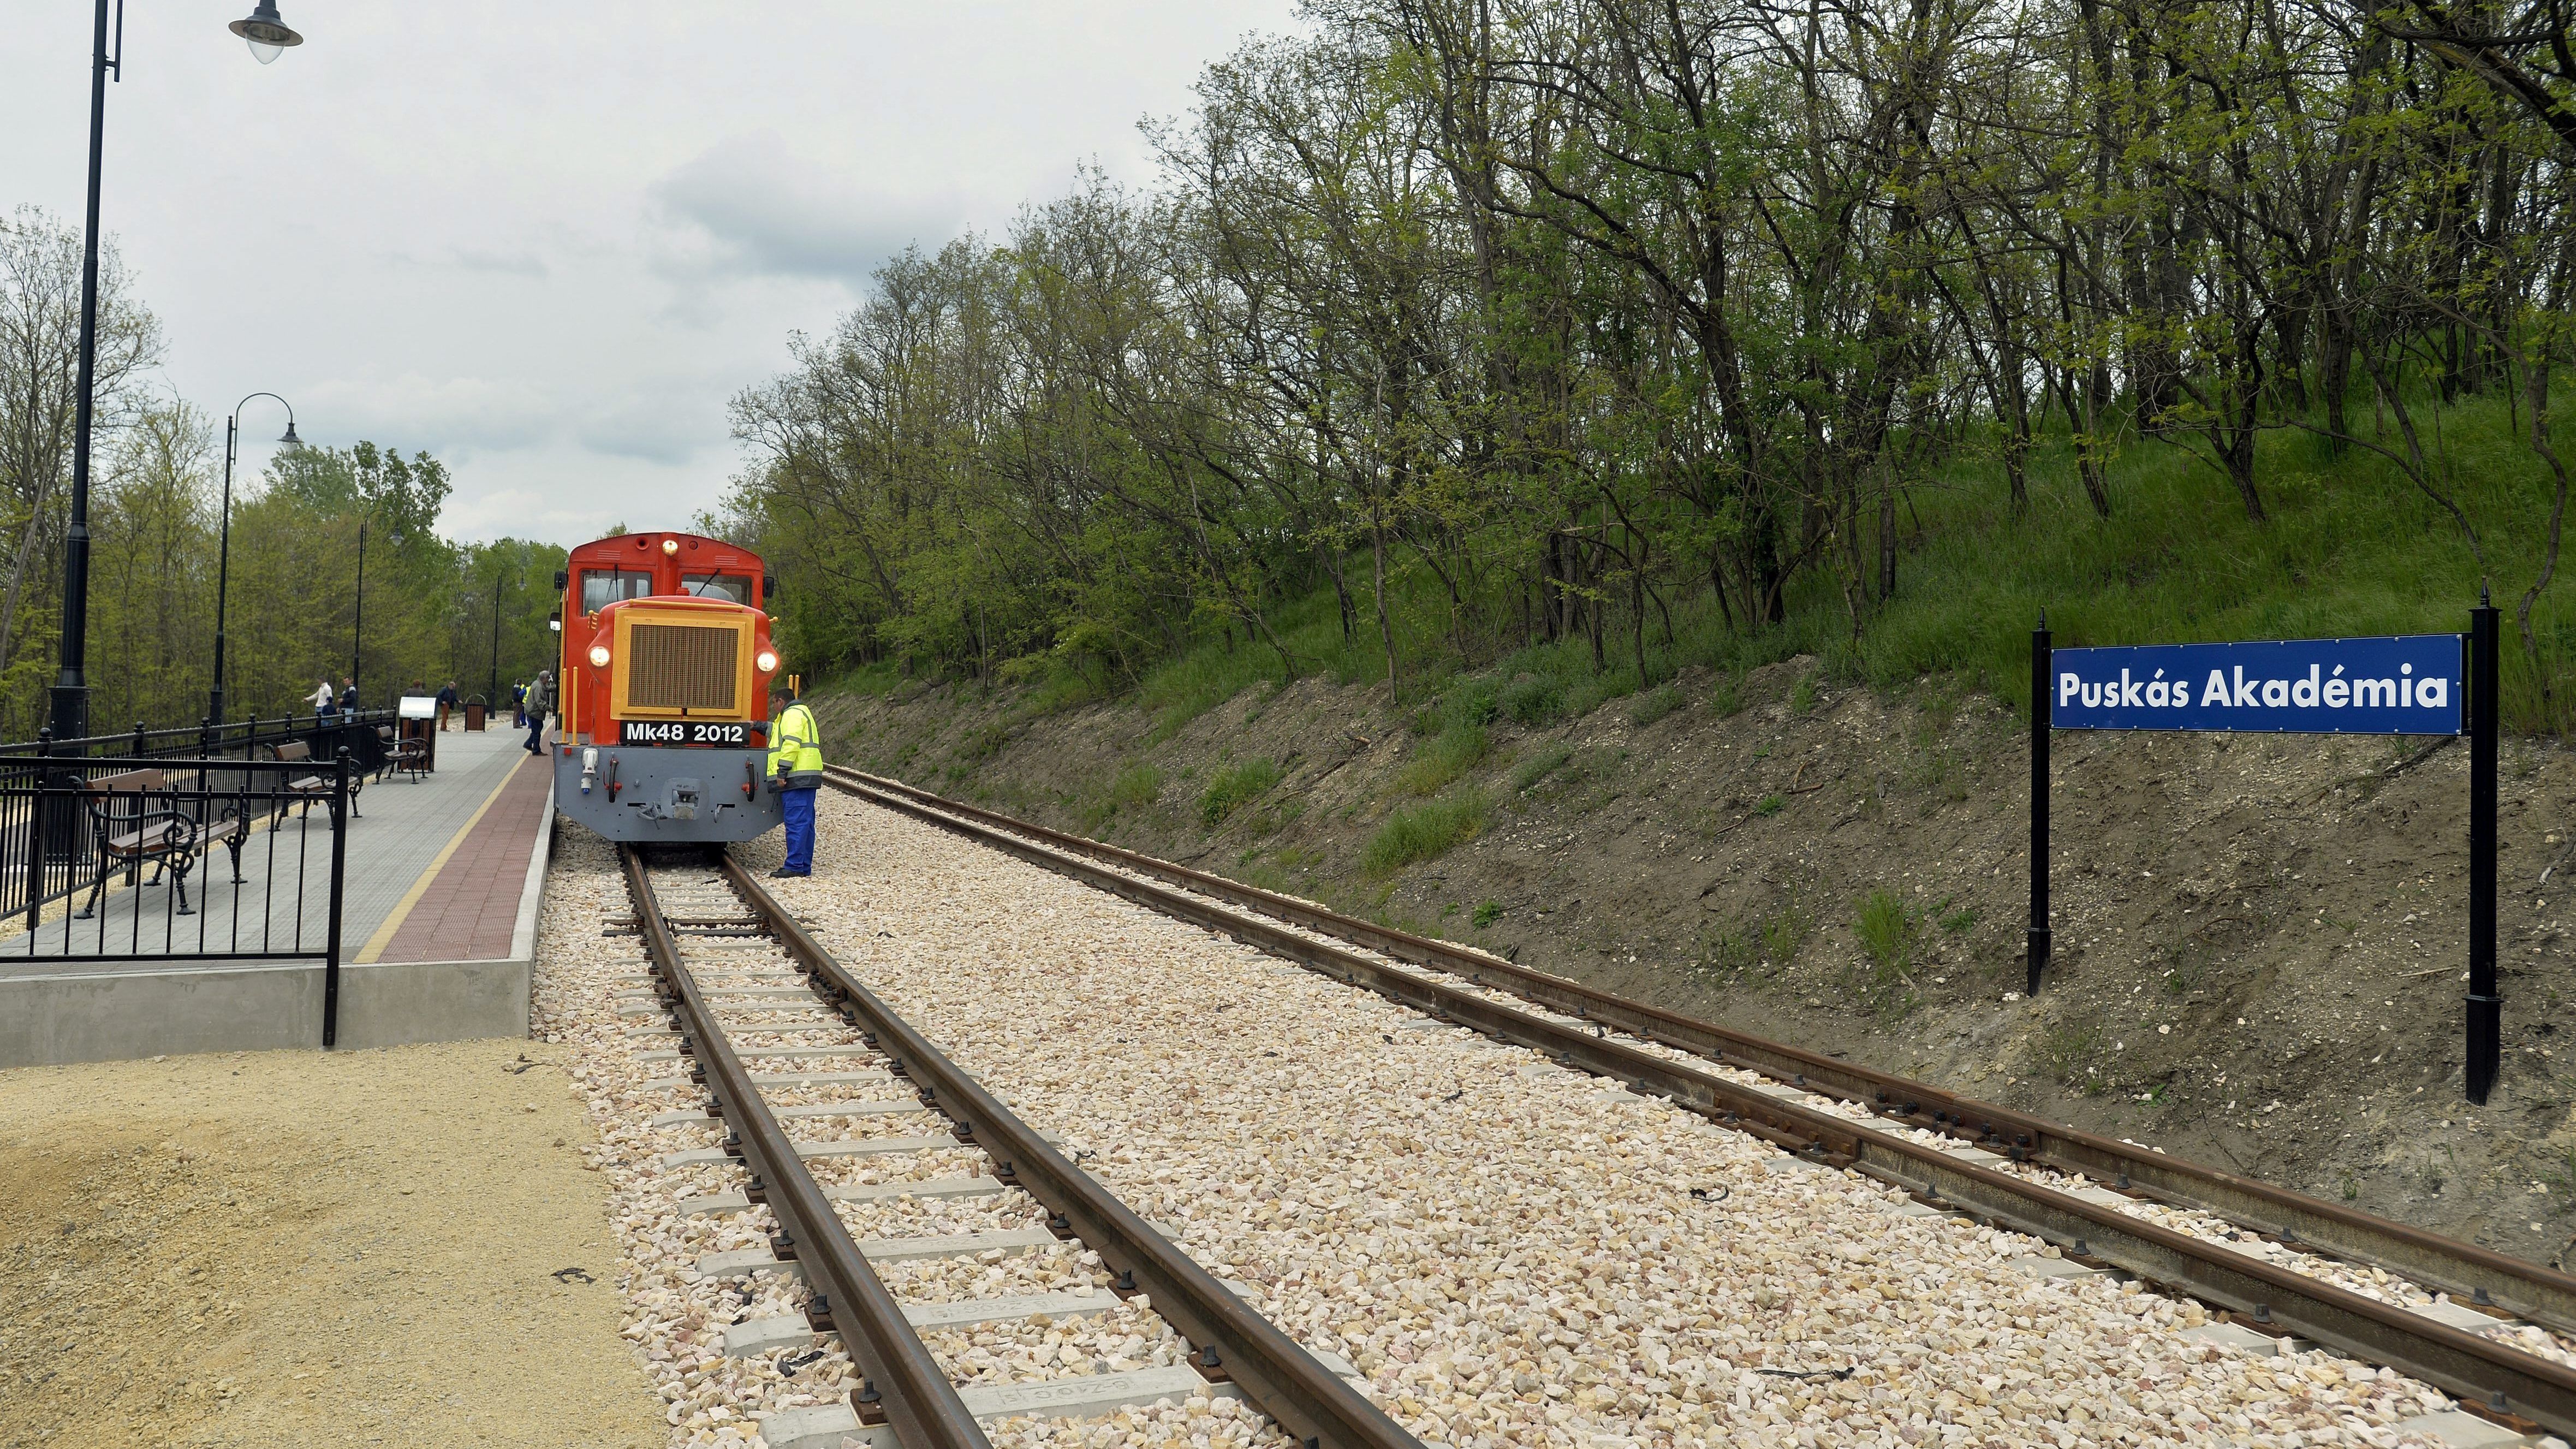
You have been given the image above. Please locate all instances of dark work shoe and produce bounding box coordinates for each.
[768,868,808,878]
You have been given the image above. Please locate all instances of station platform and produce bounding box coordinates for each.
[0,724,555,1068]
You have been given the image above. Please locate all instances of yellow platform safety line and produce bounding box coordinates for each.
[354,753,528,964]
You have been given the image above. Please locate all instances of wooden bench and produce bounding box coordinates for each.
[377,724,430,784]
[77,769,216,918]
[269,740,365,820]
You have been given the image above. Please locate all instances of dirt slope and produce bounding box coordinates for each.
[809,660,2573,1265]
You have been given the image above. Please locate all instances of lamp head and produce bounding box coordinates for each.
[229,2,303,64]
[277,420,301,447]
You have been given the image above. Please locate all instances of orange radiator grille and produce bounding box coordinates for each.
[626,623,740,710]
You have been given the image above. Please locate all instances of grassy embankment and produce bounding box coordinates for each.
[836,393,2576,872]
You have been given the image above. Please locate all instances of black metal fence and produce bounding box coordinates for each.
[0,711,387,928]
[0,724,373,1044]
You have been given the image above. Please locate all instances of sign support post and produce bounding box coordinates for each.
[2040,617,2490,1101]
[2029,614,2051,997]
[2468,591,2501,1104]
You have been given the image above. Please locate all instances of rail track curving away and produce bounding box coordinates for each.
[819,763,2574,1444]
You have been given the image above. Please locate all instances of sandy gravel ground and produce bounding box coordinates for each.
[0,1039,664,1448]
[762,789,2487,1449]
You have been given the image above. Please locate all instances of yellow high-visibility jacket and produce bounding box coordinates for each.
[768,701,824,786]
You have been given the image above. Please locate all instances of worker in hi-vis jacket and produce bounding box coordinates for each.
[767,681,824,877]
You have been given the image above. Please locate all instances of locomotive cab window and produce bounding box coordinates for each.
[580,569,655,614]
[681,573,754,604]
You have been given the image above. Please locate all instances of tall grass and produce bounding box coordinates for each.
[1362,793,1489,876]
[1198,758,1281,826]
[1394,723,1490,795]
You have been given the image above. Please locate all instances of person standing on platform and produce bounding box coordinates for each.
[523,671,552,755]
[436,680,459,731]
[766,680,824,877]
[340,676,358,714]
[310,679,336,719]
[511,680,527,728]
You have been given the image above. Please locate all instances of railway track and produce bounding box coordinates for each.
[616,842,1421,1449]
[823,763,2576,1442]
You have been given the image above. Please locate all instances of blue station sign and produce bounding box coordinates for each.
[2051,635,2464,734]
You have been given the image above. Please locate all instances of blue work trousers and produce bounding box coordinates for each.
[781,785,817,874]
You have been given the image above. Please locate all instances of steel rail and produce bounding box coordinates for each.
[718,851,1429,1449]
[621,845,992,1449]
[829,763,2576,1338]
[824,768,2571,1436]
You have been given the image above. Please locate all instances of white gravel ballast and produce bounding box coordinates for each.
[533,830,1298,1449]
[747,788,2510,1449]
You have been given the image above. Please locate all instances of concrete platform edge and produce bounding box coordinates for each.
[509,784,556,963]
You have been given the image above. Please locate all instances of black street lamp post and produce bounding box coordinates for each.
[209,394,298,728]
[54,1,305,745]
[351,518,366,707]
[487,568,510,706]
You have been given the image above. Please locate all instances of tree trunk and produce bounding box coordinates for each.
[1371,504,1396,692]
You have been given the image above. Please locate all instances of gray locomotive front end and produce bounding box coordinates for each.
[552,744,784,843]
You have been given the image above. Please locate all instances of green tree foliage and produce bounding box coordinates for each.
[0,205,573,737]
[78,411,569,735]
[749,2,2576,729]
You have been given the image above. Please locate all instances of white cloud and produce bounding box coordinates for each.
[7,0,1302,544]
[651,133,969,287]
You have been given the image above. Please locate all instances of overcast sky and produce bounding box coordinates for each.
[7,1,1300,544]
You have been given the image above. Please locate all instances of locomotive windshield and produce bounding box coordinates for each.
[580,569,655,614]
[681,573,754,604]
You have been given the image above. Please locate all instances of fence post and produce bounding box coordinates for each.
[2468,593,2501,1104]
[199,715,215,760]
[324,747,351,1049]
[2028,613,2051,998]
[22,728,49,934]
[132,719,146,758]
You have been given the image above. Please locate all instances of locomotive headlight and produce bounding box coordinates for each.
[588,644,612,668]
[755,650,778,673]
[662,538,680,555]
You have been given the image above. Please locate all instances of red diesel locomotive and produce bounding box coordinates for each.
[549,531,787,842]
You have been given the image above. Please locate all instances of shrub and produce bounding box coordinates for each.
[1628,682,1684,726]
[1754,793,1784,816]
[1108,764,1163,808]
[956,723,1010,763]
[1198,758,1281,826]
[1509,744,1573,793]
[1855,889,1918,973]
[1472,899,1503,927]
[1851,888,1923,1015]
[1394,723,1490,795]
[1710,673,1746,718]
[1362,793,1488,876]
[1447,684,1501,728]
[1500,673,1567,726]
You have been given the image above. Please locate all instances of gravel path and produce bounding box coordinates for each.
[532,829,1297,1449]
[756,789,2488,1449]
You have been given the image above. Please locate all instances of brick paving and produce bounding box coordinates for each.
[373,749,552,963]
